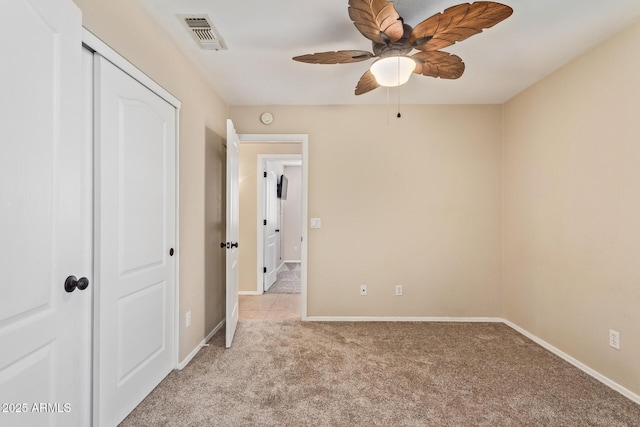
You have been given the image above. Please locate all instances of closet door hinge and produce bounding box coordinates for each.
[263,219,267,226]
[263,267,267,273]
[263,171,267,178]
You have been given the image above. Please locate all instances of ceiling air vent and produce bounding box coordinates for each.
[178,14,227,51]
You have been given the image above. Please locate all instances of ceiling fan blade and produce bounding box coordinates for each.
[348,0,404,45]
[293,50,374,64]
[409,2,513,51]
[355,70,379,95]
[412,51,465,79]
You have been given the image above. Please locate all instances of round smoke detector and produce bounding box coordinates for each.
[260,112,274,125]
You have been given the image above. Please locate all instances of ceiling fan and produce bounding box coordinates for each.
[293,0,513,95]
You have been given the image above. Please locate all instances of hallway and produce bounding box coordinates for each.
[239,262,301,320]
[239,294,300,320]
[266,262,301,294]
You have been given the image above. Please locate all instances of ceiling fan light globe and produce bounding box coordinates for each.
[370,56,416,87]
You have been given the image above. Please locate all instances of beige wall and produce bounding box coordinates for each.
[238,144,302,292]
[503,22,640,395]
[230,105,503,317]
[74,0,228,361]
[282,166,303,262]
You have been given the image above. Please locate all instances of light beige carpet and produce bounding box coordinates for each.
[120,321,640,426]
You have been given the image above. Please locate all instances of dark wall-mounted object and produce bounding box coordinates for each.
[277,174,288,200]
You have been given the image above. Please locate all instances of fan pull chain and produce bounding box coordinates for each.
[396,59,402,119]
[386,87,391,125]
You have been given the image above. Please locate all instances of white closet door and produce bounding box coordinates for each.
[0,1,91,426]
[93,55,177,426]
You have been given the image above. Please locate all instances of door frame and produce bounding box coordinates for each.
[239,134,309,320]
[82,28,182,419]
[258,155,302,293]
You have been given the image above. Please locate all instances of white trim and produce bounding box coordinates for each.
[173,106,181,370]
[177,319,225,370]
[82,28,181,109]
[238,134,309,321]
[239,290,263,296]
[301,139,309,320]
[283,260,302,264]
[503,320,640,405]
[306,316,504,323]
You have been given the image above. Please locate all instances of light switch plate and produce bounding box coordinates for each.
[310,218,321,229]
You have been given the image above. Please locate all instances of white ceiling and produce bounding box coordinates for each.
[136,0,640,106]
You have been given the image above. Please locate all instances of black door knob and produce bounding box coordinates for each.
[77,277,89,290]
[220,242,227,248]
[65,276,90,293]
[169,248,174,256]
[230,242,239,248]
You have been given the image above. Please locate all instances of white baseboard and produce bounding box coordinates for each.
[502,319,640,405]
[305,316,503,323]
[283,260,301,264]
[238,290,262,296]
[177,318,225,370]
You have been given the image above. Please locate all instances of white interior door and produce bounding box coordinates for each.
[263,162,278,291]
[0,1,91,426]
[225,119,240,348]
[93,55,177,426]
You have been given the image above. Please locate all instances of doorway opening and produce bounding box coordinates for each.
[260,155,302,294]
[237,134,309,320]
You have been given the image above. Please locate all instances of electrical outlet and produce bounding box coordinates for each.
[395,285,403,296]
[186,310,192,328]
[609,329,620,350]
[360,285,367,296]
